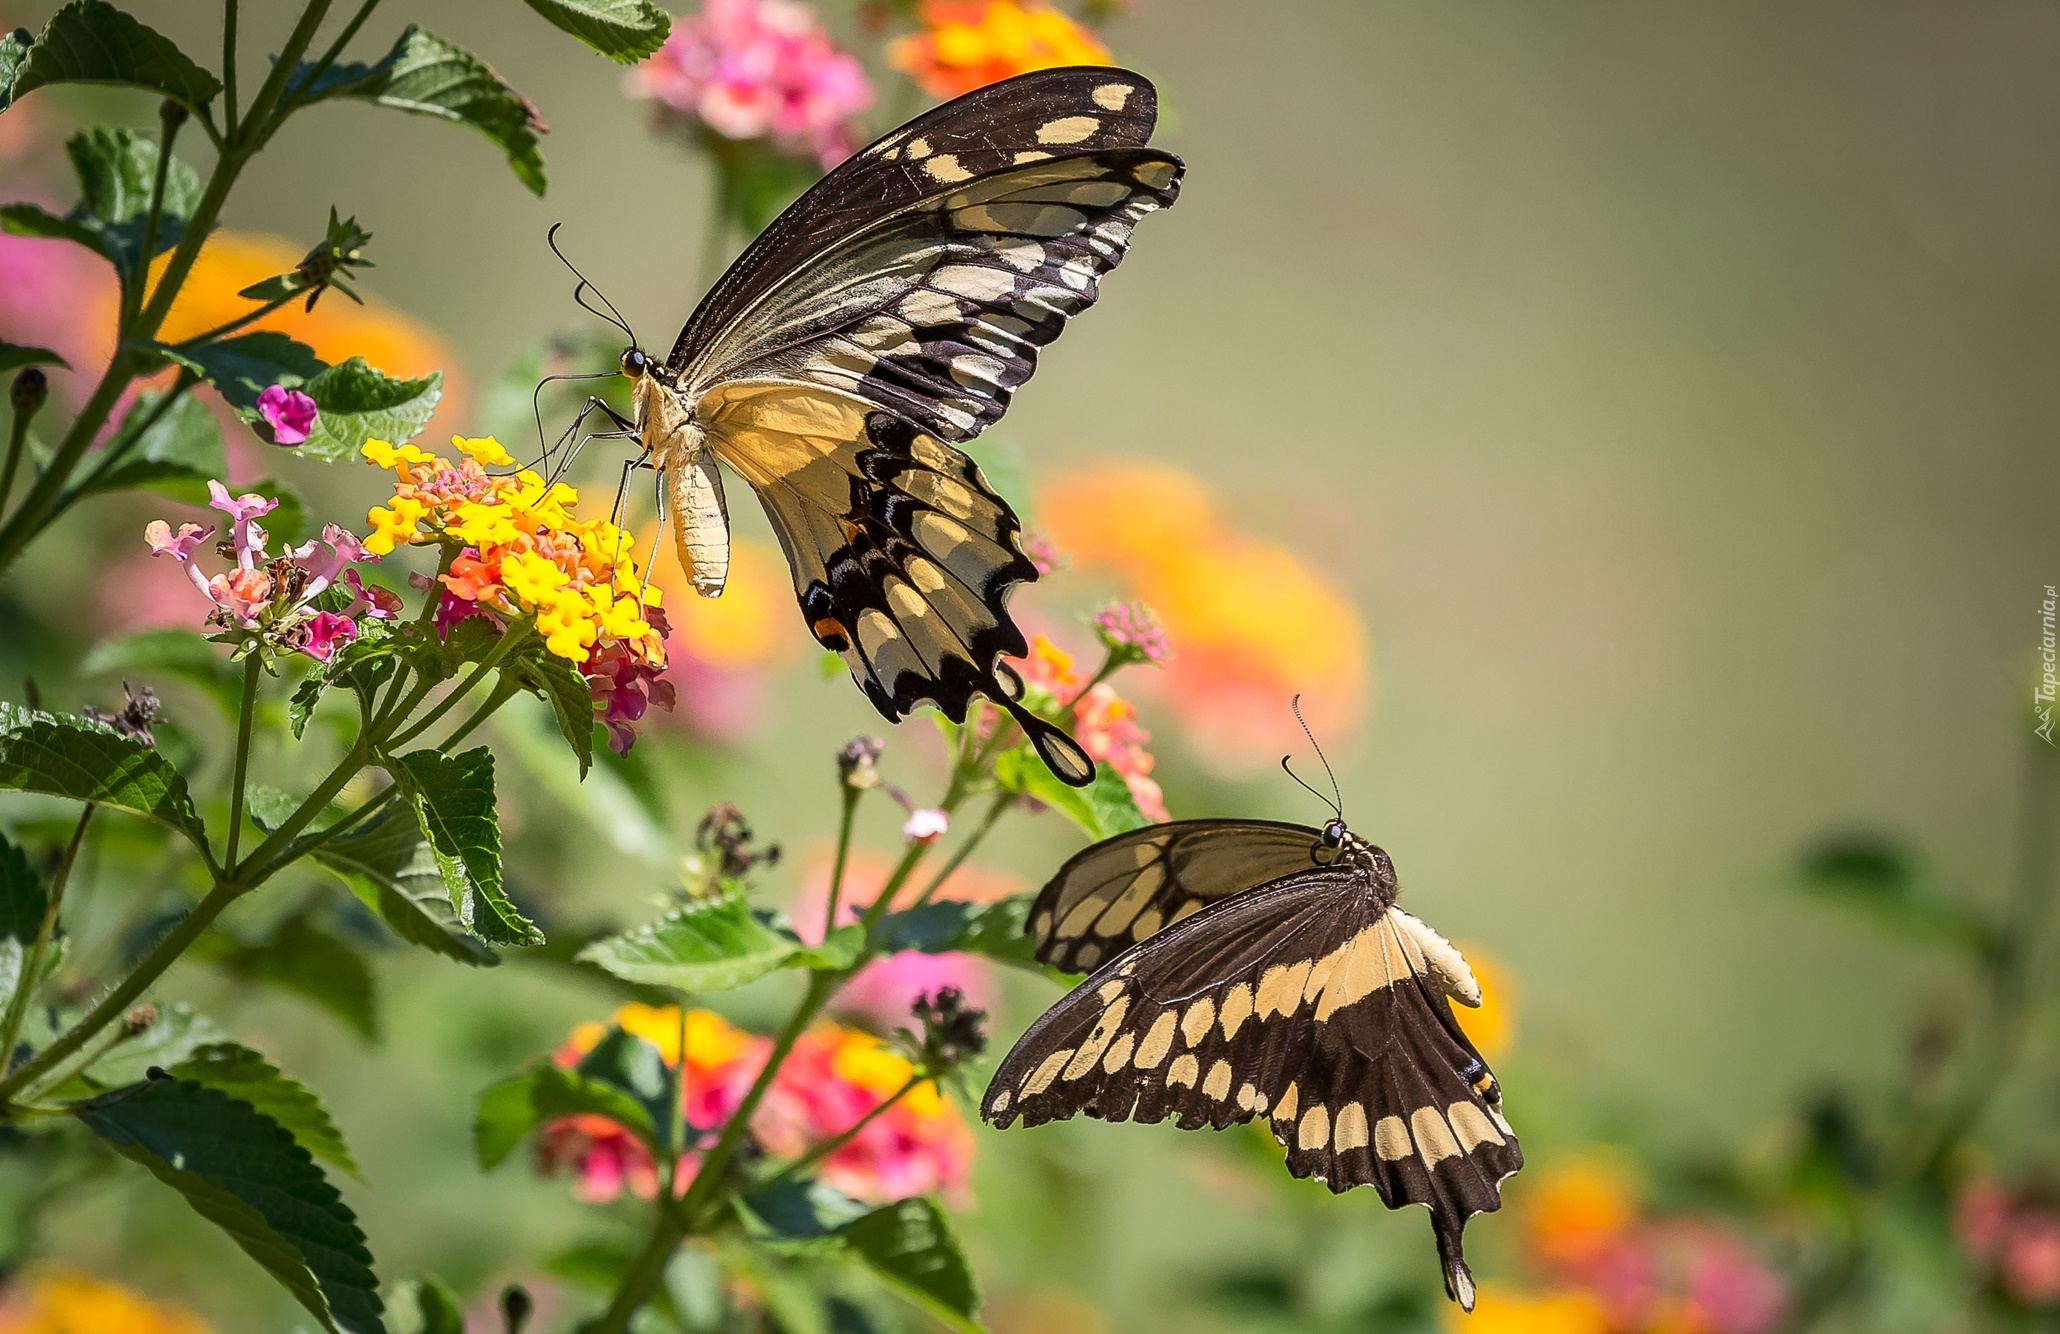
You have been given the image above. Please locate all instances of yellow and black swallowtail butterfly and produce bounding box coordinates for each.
[585,66,1181,787]
[984,783,1520,1308]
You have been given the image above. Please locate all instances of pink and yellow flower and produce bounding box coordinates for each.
[889,0,1111,101]
[1013,634,1168,820]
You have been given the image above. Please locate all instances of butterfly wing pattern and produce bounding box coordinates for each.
[658,68,1181,785]
[987,824,1521,1310]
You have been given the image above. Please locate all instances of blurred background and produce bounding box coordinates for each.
[1,2,2056,1331]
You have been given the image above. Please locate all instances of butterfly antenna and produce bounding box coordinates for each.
[1281,693,1344,819]
[528,370,618,472]
[547,223,639,347]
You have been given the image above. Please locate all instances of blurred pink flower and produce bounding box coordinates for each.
[2003,1214,2060,1306]
[0,212,115,409]
[630,0,874,168]
[1959,1177,2060,1306]
[1091,600,1172,667]
[1021,530,1065,577]
[255,384,317,445]
[902,807,948,844]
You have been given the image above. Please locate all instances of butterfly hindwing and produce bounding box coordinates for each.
[986,871,1520,1308]
[1030,819,1331,973]
[698,378,1093,782]
[667,66,1163,376]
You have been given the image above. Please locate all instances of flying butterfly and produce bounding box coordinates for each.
[562,67,1182,787]
[983,711,1521,1309]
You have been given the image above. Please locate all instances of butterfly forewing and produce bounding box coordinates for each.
[667,66,1162,376]
[986,868,1520,1309]
[1030,819,1331,973]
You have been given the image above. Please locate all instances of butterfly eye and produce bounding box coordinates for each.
[620,348,648,378]
[1320,820,1346,848]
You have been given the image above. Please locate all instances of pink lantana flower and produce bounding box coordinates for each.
[339,569,402,621]
[1091,599,1173,668]
[902,807,949,844]
[207,567,274,624]
[256,384,319,445]
[144,520,215,597]
[206,479,278,569]
[297,611,359,662]
[629,0,874,167]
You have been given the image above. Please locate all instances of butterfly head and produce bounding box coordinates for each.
[1320,818,1348,852]
[619,347,651,381]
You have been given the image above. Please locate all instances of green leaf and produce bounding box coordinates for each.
[0,340,68,373]
[474,1062,656,1170]
[575,1027,676,1143]
[300,27,548,195]
[0,200,108,260]
[170,1042,358,1178]
[876,896,1044,973]
[192,915,380,1041]
[519,0,669,64]
[0,829,48,1010]
[295,358,441,461]
[737,1177,871,1248]
[387,747,540,946]
[11,2,221,114]
[385,1275,463,1334]
[75,387,228,503]
[83,628,242,720]
[995,744,1150,841]
[842,1198,981,1333]
[505,645,594,778]
[64,125,203,280]
[165,331,325,414]
[708,135,820,236]
[73,1078,383,1334]
[86,1002,229,1087]
[313,809,497,967]
[0,28,30,111]
[0,705,206,849]
[577,895,808,992]
[1797,834,1995,956]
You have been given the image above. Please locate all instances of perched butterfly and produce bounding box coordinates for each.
[983,750,1520,1308]
[577,67,1181,786]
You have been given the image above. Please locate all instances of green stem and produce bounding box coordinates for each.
[277,0,381,124]
[910,790,1013,911]
[0,399,31,521]
[271,783,396,871]
[128,114,182,331]
[0,865,236,1104]
[590,1205,690,1334]
[0,353,140,573]
[172,290,302,350]
[437,676,521,753]
[386,626,531,749]
[21,1014,137,1102]
[824,786,860,938]
[756,1074,921,1190]
[222,0,239,139]
[231,735,371,889]
[233,0,333,147]
[223,653,262,873]
[0,807,93,1080]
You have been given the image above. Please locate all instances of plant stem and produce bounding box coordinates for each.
[910,790,1013,911]
[756,1074,921,1191]
[386,627,531,749]
[0,856,239,1104]
[128,113,183,331]
[824,785,860,938]
[0,807,93,1079]
[279,0,381,123]
[222,0,239,139]
[172,290,303,350]
[223,654,262,873]
[0,398,31,521]
[233,0,333,146]
[439,676,523,752]
[591,1204,690,1334]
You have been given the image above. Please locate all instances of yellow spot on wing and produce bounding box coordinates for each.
[1447,1101,1507,1150]
[1256,958,1312,1020]
[1023,1049,1071,1096]
[1180,997,1215,1047]
[1133,1012,1176,1069]
[1167,1053,1198,1088]
[1333,1102,1370,1152]
[1101,1032,1135,1072]
[1298,1105,1331,1150]
[1374,1115,1412,1161]
[1219,983,1255,1040]
[1202,1059,1232,1101]
[1091,83,1134,111]
[1411,1106,1461,1164]
[1037,115,1100,144]
[1273,1082,1299,1123]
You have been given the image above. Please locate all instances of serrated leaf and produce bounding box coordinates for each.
[64,126,202,280]
[1797,833,1994,955]
[0,200,108,260]
[11,1,221,113]
[0,829,48,1008]
[842,1198,980,1333]
[505,644,594,778]
[474,1061,656,1169]
[192,915,380,1041]
[313,809,497,967]
[73,1078,383,1334]
[170,1042,358,1178]
[75,387,227,504]
[298,27,547,195]
[576,895,806,992]
[0,340,67,373]
[164,331,325,414]
[294,358,441,461]
[995,744,1149,841]
[387,747,539,946]
[86,1002,230,1087]
[83,628,242,720]
[520,0,669,64]
[875,896,1043,972]
[0,28,30,111]
[0,704,207,849]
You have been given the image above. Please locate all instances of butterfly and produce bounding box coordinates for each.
[983,810,1521,1309]
[575,67,1181,787]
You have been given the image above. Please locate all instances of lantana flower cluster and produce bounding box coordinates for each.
[889,0,1112,101]
[1956,1175,2060,1307]
[1016,633,1169,821]
[629,0,874,168]
[145,481,397,662]
[359,435,673,752]
[536,1004,972,1206]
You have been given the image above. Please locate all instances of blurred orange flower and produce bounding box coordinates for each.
[1445,1283,1610,1334]
[0,1266,210,1334]
[889,0,1111,100]
[641,531,798,741]
[1524,1153,1641,1273]
[1453,942,1516,1060]
[1040,460,1369,771]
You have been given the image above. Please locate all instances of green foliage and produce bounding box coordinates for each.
[165,330,324,412]
[0,340,67,373]
[389,747,541,946]
[520,0,671,64]
[0,704,207,850]
[841,1198,981,1333]
[239,208,375,310]
[738,1178,872,1249]
[192,913,381,1041]
[1797,833,1995,957]
[2,127,202,287]
[385,1275,464,1334]
[506,643,596,778]
[312,809,499,967]
[0,28,29,111]
[706,134,821,236]
[169,1042,359,1178]
[578,894,835,992]
[475,1061,658,1170]
[73,1078,383,1334]
[73,387,227,505]
[82,628,243,721]
[8,1,222,116]
[297,359,443,460]
[876,895,1047,973]
[298,27,549,195]
[995,744,1150,841]
[0,829,48,1009]
[85,1002,229,1087]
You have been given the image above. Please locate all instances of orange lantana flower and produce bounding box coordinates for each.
[890,0,1111,100]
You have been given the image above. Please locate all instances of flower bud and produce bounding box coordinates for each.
[10,367,47,417]
[499,1284,532,1333]
[913,986,987,1069]
[121,1004,161,1037]
[837,735,884,790]
[158,98,189,130]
